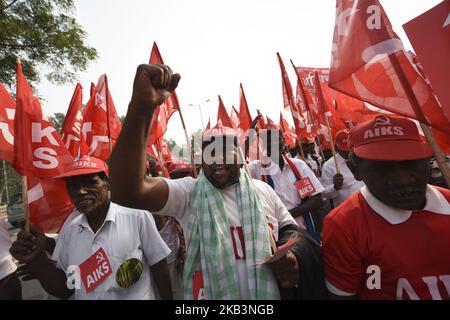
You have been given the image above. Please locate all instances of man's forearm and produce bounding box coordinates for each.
[289,195,323,219]
[109,101,154,208]
[151,260,173,300]
[0,272,22,299]
[29,256,74,300]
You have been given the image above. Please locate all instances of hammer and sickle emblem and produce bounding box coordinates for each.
[96,252,105,264]
[374,116,391,127]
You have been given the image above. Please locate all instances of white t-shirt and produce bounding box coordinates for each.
[154,177,297,299]
[320,153,364,207]
[302,154,321,177]
[0,219,16,281]
[248,158,325,227]
[53,202,171,300]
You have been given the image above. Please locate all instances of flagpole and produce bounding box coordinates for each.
[16,56,31,233]
[2,160,9,204]
[256,130,260,161]
[388,54,450,187]
[178,107,198,178]
[21,176,30,232]
[325,110,340,175]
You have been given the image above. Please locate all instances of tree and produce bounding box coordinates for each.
[1,160,21,205]
[166,138,188,161]
[190,129,203,155]
[49,112,65,133]
[0,0,98,90]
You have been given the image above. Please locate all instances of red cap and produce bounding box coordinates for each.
[299,136,316,144]
[202,124,238,141]
[55,156,109,178]
[335,129,350,152]
[168,161,191,174]
[349,115,433,161]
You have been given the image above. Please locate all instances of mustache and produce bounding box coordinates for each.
[74,195,96,202]
[386,185,424,197]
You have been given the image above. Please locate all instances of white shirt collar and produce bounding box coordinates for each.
[260,158,288,176]
[361,185,450,225]
[77,201,117,229]
[335,153,346,163]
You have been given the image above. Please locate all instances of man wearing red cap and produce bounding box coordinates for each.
[168,161,194,179]
[321,129,364,208]
[248,128,325,242]
[10,156,172,300]
[322,115,450,300]
[109,64,327,300]
[299,137,322,178]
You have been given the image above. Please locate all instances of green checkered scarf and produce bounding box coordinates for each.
[182,169,280,300]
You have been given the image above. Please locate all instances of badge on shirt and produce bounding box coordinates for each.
[294,177,316,199]
[79,247,112,293]
[116,258,144,288]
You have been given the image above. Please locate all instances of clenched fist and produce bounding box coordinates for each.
[333,173,344,190]
[267,250,300,288]
[129,64,181,113]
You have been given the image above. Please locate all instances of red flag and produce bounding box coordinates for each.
[279,113,297,149]
[403,1,450,123]
[314,71,346,131]
[0,83,15,163]
[156,137,173,164]
[328,0,450,135]
[266,115,280,130]
[13,63,73,177]
[325,86,384,127]
[61,84,85,158]
[81,74,122,161]
[79,82,96,157]
[205,118,211,131]
[292,66,323,137]
[295,67,330,111]
[230,106,240,129]
[146,143,159,161]
[295,80,307,116]
[277,53,294,110]
[217,95,234,128]
[27,176,74,233]
[148,42,180,144]
[89,82,95,97]
[256,109,267,129]
[277,53,306,140]
[239,83,252,132]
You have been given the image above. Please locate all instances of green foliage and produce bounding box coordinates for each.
[49,112,65,133]
[166,138,188,161]
[116,258,143,289]
[190,129,203,154]
[0,0,98,90]
[0,160,21,205]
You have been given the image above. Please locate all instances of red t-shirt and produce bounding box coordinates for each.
[322,185,450,300]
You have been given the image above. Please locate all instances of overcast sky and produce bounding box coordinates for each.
[36,0,441,144]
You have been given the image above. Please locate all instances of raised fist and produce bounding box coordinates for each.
[130,64,181,113]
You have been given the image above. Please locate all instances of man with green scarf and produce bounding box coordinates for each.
[109,64,326,300]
